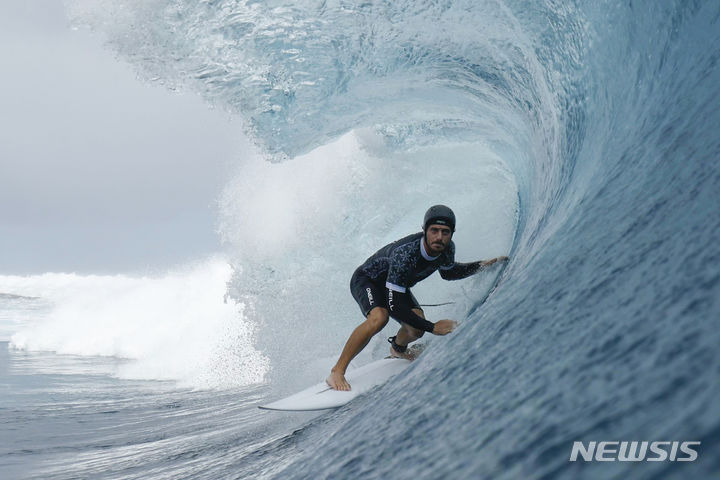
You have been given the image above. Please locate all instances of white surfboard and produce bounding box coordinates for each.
[259,357,412,411]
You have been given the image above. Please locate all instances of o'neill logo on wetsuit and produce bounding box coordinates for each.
[366,288,374,306]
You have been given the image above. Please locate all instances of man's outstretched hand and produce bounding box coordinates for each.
[484,256,509,267]
[432,319,458,335]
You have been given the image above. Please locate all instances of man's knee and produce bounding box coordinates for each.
[365,307,389,333]
[404,308,426,339]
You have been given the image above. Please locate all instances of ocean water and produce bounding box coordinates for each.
[2,0,719,479]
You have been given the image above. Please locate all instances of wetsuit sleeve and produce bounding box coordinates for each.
[440,261,485,280]
[387,288,435,332]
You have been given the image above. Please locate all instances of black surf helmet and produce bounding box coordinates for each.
[423,205,456,233]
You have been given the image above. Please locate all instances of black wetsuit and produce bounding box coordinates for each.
[350,232,486,332]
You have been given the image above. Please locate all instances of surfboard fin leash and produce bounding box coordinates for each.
[418,301,455,307]
[388,336,407,353]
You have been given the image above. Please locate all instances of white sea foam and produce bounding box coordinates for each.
[218,130,518,390]
[0,130,516,393]
[1,257,269,388]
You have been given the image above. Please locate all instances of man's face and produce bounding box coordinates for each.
[425,224,453,255]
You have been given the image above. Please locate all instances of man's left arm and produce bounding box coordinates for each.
[439,256,509,280]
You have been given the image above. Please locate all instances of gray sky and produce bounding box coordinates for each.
[0,2,243,274]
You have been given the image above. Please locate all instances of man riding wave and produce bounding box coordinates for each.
[327,205,508,391]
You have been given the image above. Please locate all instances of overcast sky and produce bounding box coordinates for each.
[0,2,244,274]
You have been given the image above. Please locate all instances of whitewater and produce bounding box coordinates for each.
[1,0,719,479]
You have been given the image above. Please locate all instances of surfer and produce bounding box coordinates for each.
[326,205,509,391]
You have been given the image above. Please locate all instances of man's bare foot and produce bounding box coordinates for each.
[326,369,351,391]
[389,344,419,361]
